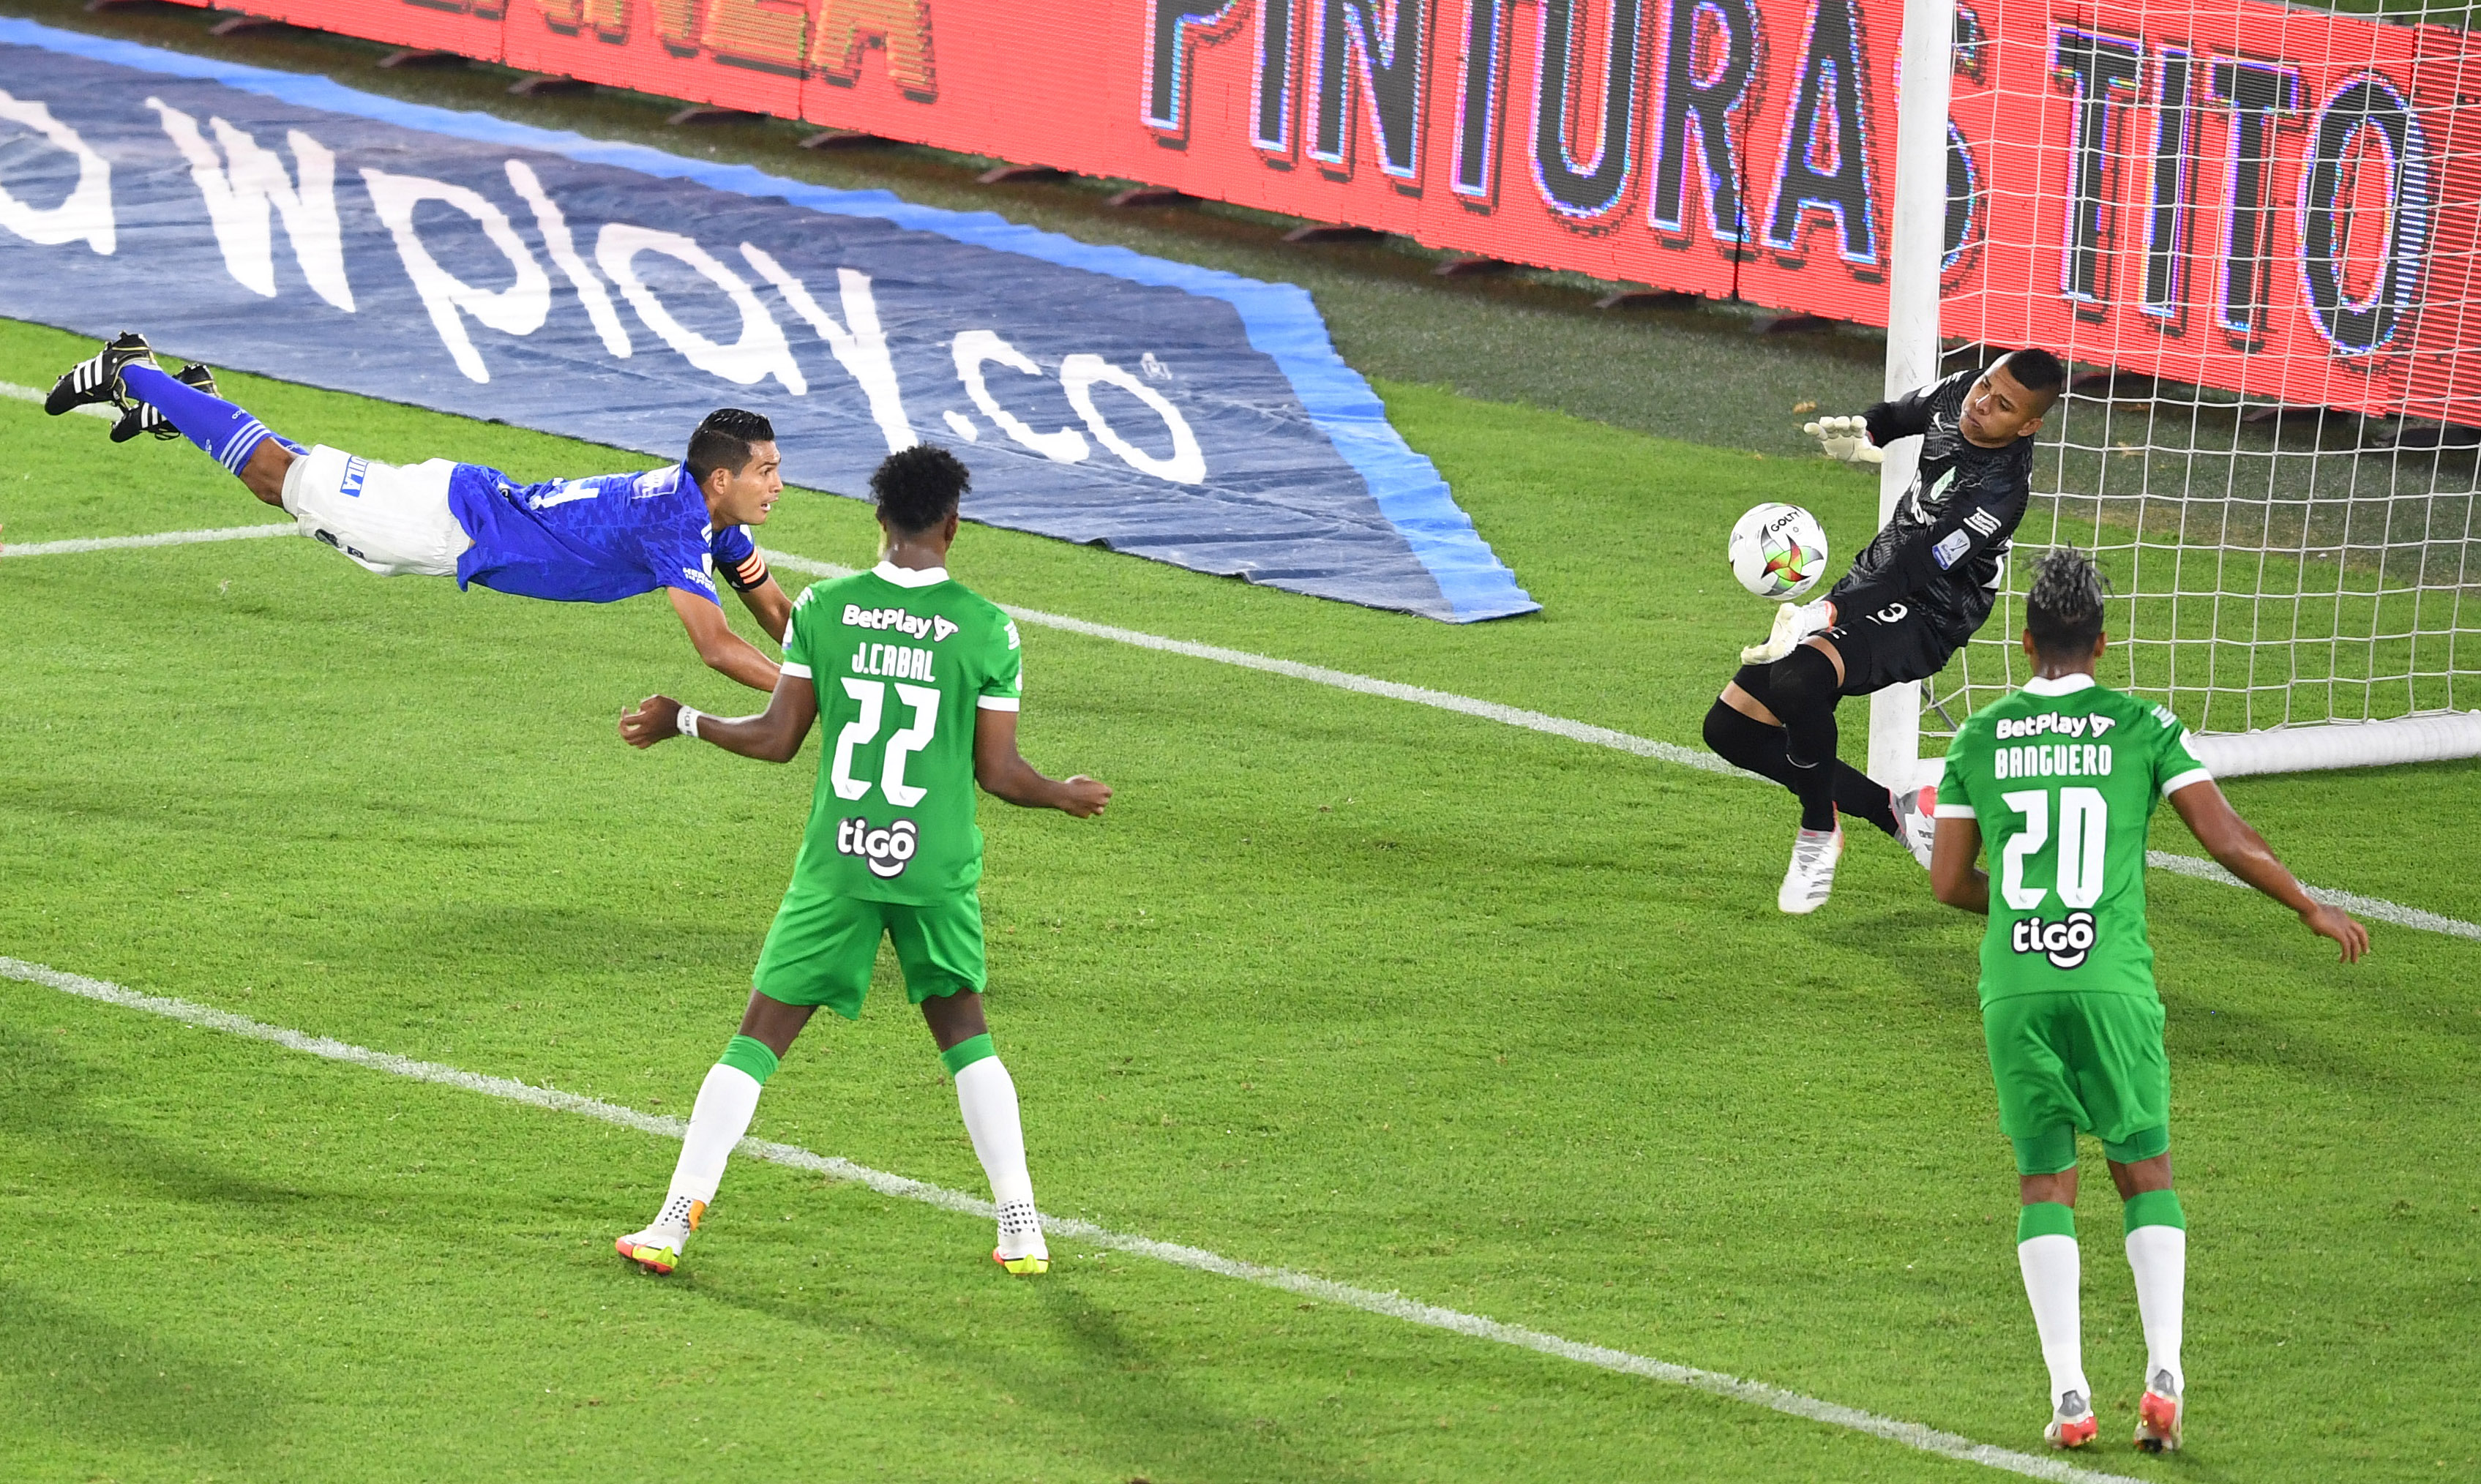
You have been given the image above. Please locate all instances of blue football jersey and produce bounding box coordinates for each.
[446,462,755,606]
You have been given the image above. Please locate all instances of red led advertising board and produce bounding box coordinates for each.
[176,0,2481,424]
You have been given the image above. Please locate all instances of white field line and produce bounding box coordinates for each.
[0,524,2466,942]
[0,954,2136,1484]
[768,551,2481,943]
[766,551,1738,776]
[0,522,296,558]
[1,377,116,419]
[2144,851,2481,941]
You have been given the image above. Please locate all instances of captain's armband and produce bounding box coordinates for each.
[723,550,771,593]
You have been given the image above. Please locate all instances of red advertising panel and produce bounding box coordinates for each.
[209,0,2481,426]
[266,0,506,58]
[501,0,800,119]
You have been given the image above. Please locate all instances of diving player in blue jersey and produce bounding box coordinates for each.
[45,331,793,691]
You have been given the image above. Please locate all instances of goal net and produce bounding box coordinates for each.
[1884,0,2481,779]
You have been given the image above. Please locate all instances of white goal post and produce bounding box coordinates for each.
[1869,0,2481,785]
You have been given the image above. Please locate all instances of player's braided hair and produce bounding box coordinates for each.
[685,408,776,491]
[2025,546,2110,657]
[870,444,970,536]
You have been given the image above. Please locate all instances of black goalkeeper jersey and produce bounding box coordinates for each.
[1825,366,2037,652]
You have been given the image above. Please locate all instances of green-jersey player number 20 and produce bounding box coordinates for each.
[2002,787,2108,967]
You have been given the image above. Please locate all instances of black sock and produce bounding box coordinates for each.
[1769,648,1843,832]
[1834,762,1900,837]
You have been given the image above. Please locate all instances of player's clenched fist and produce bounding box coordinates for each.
[620,694,684,747]
[1804,415,1885,465]
[1056,775,1112,818]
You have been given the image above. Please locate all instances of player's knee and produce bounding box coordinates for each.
[1770,645,1840,721]
[1704,697,1763,762]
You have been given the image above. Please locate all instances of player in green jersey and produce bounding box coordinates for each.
[1930,548,2366,1453]
[609,445,1112,1278]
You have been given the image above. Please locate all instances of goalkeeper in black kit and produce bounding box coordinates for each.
[1703,349,2068,915]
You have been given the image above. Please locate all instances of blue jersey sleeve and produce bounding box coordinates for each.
[708,523,768,593]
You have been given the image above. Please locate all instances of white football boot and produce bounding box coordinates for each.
[1892,784,1938,870]
[615,1193,704,1275]
[1777,821,1845,914]
[992,1198,1049,1276]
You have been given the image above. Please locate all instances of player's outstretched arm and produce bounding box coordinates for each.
[2168,781,2368,961]
[618,673,818,762]
[972,708,1110,817]
[729,575,789,645]
[734,574,793,645]
[669,587,784,693]
[1929,816,1990,913]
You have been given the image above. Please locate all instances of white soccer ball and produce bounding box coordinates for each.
[1728,503,1830,602]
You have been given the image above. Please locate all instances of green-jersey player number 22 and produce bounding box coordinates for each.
[833,678,937,876]
[2002,787,2106,967]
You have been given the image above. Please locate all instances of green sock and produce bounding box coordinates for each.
[2017,1201,2076,1243]
[2123,1188,2185,1234]
[940,1033,995,1075]
[718,1034,780,1084]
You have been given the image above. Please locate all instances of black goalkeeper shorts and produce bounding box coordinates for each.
[1813,598,1960,695]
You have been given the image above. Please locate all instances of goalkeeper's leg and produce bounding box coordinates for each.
[1710,665,1901,836]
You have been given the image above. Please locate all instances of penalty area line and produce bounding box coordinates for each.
[764,552,2481,943]
[0,522,2464,943]
[0,953,2136,1484]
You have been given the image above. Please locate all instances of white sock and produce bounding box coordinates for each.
[954,1056,1041,1257]
[2126,1223,2187,1394]
[2018,1233,2088,1406]
[655,1063,765,1232]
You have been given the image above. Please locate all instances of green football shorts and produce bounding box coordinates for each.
[751,886,986,1020]
[1981,992,2171,1174]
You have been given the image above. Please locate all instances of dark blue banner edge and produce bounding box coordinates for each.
[0,16,1540,623]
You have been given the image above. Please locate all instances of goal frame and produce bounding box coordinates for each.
[1866,0,2481,785]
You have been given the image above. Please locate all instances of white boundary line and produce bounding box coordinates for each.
[0,953,2137,1484]
[763,552,1737,774]
[776,551,2481,942]
[0,522,296,558]
[1,377,116,420]
[1,526,2468,942]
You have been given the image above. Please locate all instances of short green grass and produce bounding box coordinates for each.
[2,315,2477,1482]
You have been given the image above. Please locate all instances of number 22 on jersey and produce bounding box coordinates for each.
[831,678,938,806]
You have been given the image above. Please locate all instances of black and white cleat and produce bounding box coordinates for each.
[110,362,218,444]
[46,330,157,416]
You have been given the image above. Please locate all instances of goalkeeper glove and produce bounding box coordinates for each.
[1740,598,1836,664]
[1803,415,1884,465]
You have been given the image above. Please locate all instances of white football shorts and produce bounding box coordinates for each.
[280,445,474,578]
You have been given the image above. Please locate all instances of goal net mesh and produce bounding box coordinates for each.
[1922,0,2481,749]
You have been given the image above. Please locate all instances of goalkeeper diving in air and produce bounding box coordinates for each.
[42,331,795,692]
[1702,348,2068,913]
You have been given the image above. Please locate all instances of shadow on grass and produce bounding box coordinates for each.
[687,1264,1375,1483]
[0,1283,282,1461]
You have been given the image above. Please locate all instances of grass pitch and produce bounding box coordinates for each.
[1,315,2477,1481]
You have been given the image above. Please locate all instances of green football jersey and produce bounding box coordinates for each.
[778,562,1023,904]
[1935,673,2212,1005]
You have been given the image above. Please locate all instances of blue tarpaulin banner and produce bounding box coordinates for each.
[0,19,1535,622]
